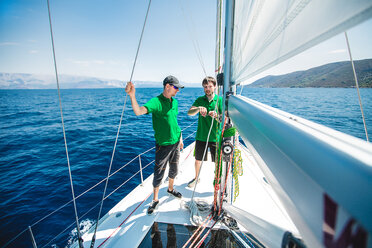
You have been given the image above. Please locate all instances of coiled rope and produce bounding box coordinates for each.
[232,146,243,202]
[46,1,83,247]
[89,1,153,247]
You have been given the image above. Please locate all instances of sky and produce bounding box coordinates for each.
[1,0,371,85]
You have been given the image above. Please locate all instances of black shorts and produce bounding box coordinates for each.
[195,140,217,162]
[153,142,180,187]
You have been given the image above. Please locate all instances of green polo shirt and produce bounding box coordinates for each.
[192,94,223,142]
[144,94,181,146]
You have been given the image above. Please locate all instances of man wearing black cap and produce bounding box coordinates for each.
[125,75,184,215]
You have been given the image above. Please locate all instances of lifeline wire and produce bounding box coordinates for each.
[46,1,83,247]
[5,122,197,248]
[344,32,369,142]
[89,1,153,247]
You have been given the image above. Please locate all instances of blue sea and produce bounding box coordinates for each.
[0,87,371,247]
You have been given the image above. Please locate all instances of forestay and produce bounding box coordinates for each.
[231,0,372,84]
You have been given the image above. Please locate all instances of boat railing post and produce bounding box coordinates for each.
[28,226,37,248]
[139,155,144,186]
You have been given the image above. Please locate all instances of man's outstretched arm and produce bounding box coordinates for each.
[188,106,207,117]
[125,82,148,116]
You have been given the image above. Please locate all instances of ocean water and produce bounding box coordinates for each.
[0,87,371,247]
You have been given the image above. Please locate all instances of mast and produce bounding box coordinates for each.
[223,0,235,101]
[215,0,223,75]
[216,0,235,211]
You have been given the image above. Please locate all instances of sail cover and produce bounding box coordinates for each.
[231,0,372,84]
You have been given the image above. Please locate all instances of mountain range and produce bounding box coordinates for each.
[1,59,371,89]
[247,59,372,88]
[0,73,200,89]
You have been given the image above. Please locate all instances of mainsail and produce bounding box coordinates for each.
[231,0,372,84]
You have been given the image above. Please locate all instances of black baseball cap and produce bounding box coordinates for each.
[163,75,184,89]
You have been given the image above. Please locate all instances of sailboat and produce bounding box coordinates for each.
[72,0,371,247]
[7,0,371,247]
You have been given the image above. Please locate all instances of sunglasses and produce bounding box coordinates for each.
[169,84,179,90]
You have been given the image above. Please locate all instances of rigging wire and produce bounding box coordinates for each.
[89,1,153,247]
[46,1,83,247]
[344,32,369,142]
[178,0,207,77]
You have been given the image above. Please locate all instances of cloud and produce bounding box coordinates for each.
[329,49,346,54]
[0,42,20,46]
[29,50,39,54]
[72,60,105,66]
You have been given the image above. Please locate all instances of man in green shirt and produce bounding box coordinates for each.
[125,75,184,215]
[187,76,222,188]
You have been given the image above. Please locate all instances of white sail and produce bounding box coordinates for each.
[232,0,372,84]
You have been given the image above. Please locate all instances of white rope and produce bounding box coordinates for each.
[190,108,217,201]
[186,93,221,225]
[344,32,369,142]
[183,199,210,225]
[46,1,83,247]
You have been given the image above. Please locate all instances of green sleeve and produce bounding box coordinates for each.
[144,97,160,114]
[192,97,201,107]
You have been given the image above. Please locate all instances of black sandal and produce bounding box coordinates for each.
[167,189,182,198]
[147,200,159,215]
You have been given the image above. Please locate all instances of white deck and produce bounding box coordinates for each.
[79,142,298,247]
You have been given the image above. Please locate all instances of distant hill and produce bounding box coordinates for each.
[0,73,125,89]
[247,59,372,88]
[3,59,371,89]
[0,73,200,89]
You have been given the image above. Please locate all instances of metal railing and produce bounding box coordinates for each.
[3,121,197,248]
